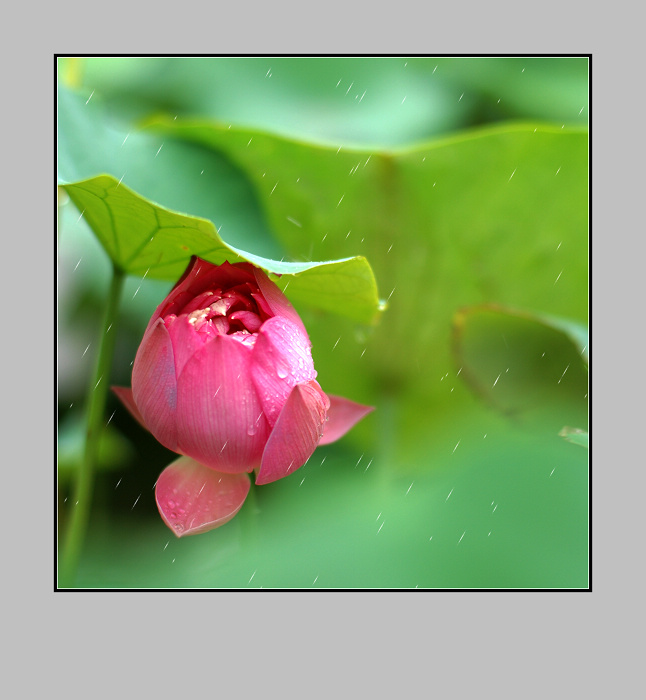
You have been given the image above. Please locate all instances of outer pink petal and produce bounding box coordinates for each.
[155,456,250,537]
[252,267,309,338]
[111,386,149,431]
[250,316,316,427]
[175,335,270,472]
[319,394,374,445]
[131,318,179,451]
[255,381,328,485]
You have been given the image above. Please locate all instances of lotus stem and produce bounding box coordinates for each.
[59,263,125,588]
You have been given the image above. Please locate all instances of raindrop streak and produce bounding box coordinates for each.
[114,478,122,490]
[131,494,141,510]
[446,488,454,501]
[313,575,319,585]
[406,482,414,495]
[458,531,466,544]
[508,169,517,182]
[554,270,563,285]
[332,337,341,350]
[74,257,83,270]
[337,194,345,207]
[364,459,373,472]
[270,182,278,196]
[106,410,116,425]
[286,216,302,227]
[550,468,555,477]
[82,343,91,357]
[453,441,460,453]
[85,90,95,104]
[492,374,501,388]
[249,570,257,583]
[155,144,164,158]
[377,522,385,534]
[558,365,570,384]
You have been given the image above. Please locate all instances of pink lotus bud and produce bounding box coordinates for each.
[114,257,373,536]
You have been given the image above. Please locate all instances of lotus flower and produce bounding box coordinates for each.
[113,257,373,537]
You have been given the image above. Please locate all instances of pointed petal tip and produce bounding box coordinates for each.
[318,394,374,446]
[111,386,149,431]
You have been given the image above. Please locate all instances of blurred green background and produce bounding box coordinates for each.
[57,56,589,589]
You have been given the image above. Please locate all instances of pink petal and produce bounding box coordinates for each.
[175,335,270,472]
[151,258,256,329]
[111,386,148,431]
[131,318,179,452]
[319,394,374,446]
[252,266,309,338]
[255,381,329,485]
[155,456,250,537]
[164,314,216,378]
[250,316,317,426]
[229,309,262,332]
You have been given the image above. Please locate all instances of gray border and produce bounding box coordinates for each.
[11,30,635,694]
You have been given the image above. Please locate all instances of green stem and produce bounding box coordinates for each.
[59,263,125,588]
